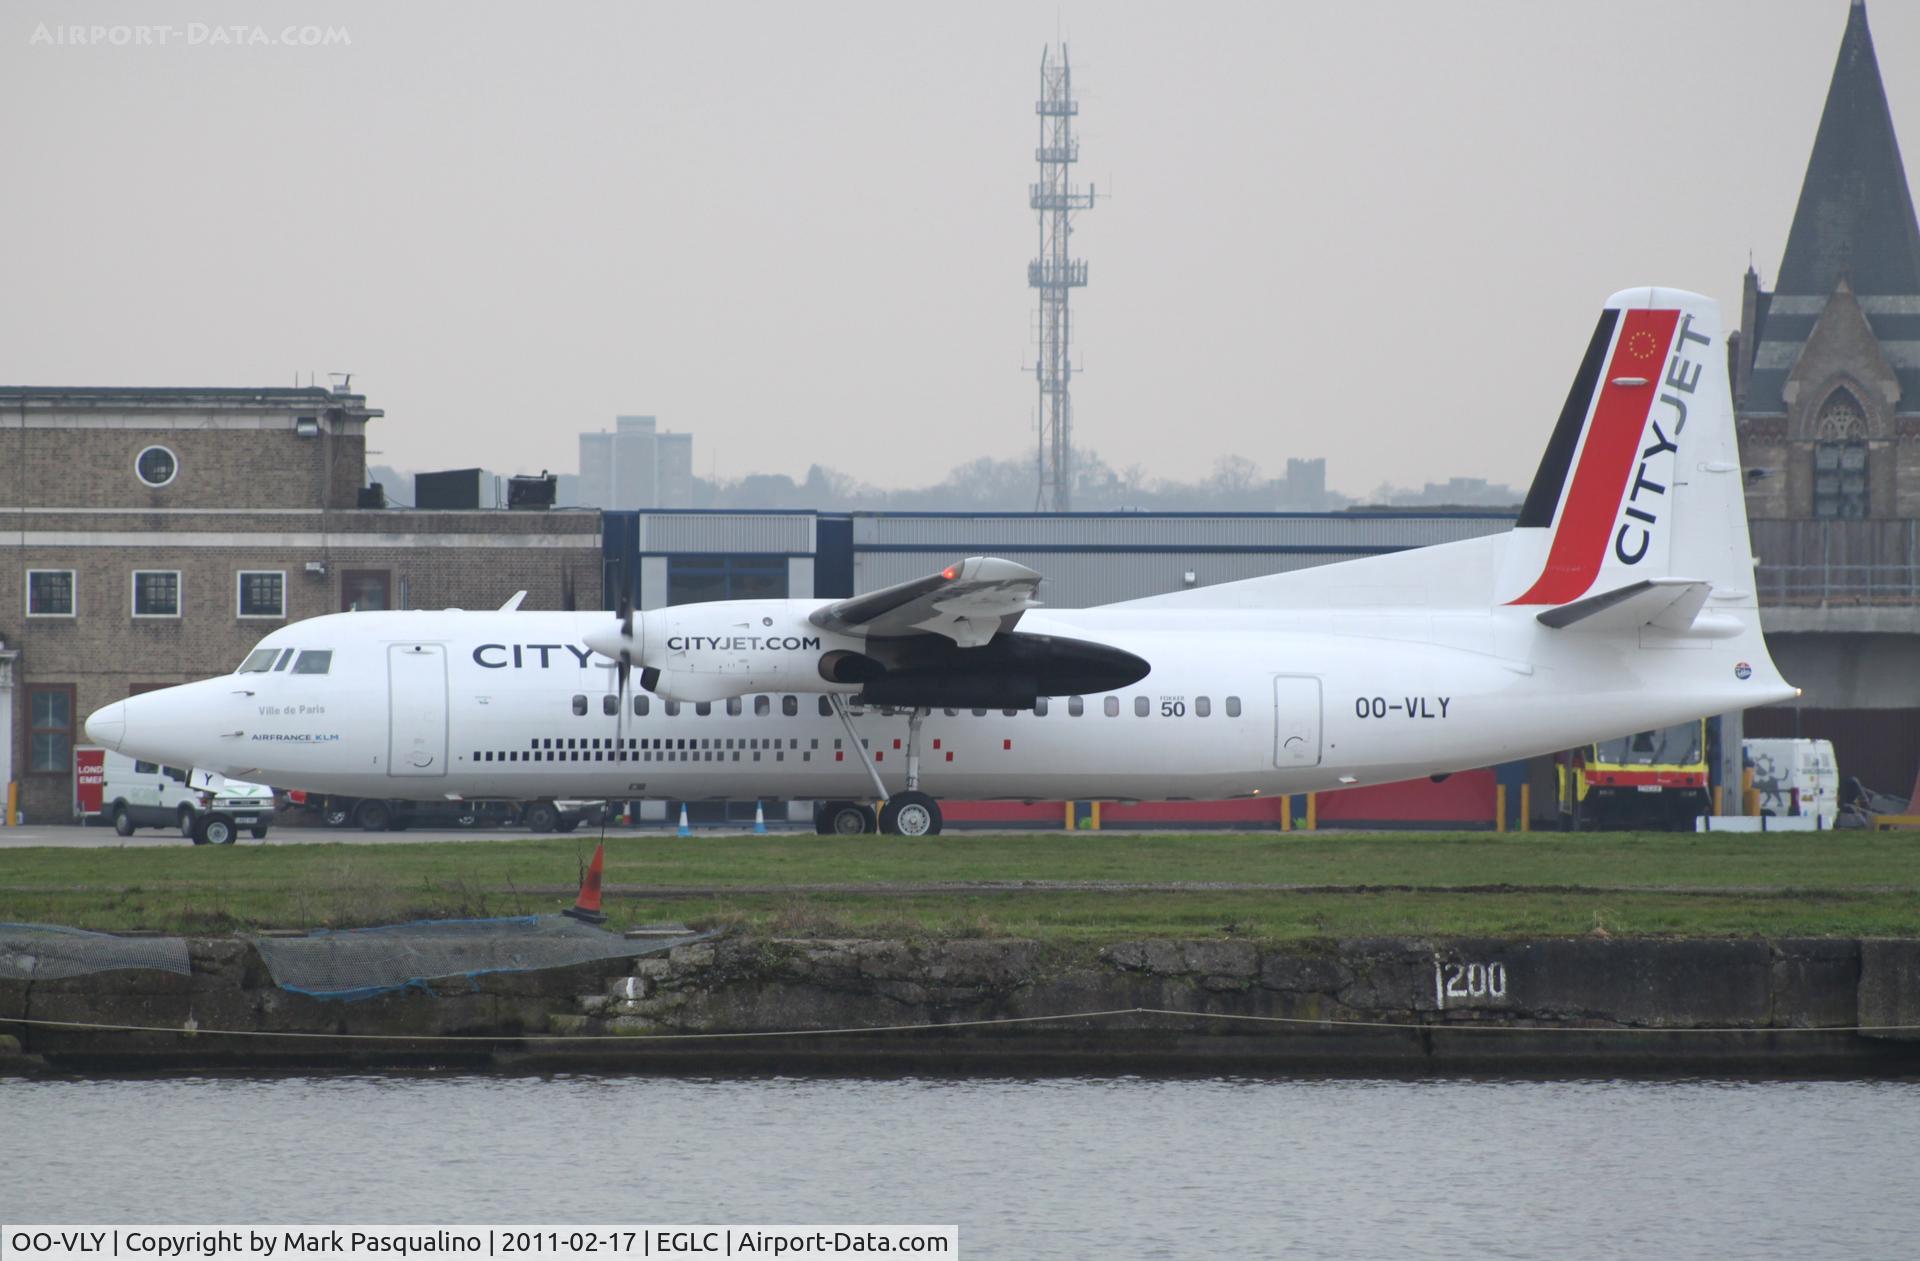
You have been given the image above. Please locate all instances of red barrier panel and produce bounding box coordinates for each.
[1313,770,1497,824]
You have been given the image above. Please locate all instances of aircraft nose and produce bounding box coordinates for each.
[85,701,127,751]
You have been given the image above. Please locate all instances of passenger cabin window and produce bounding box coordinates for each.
[783,696,798,717]
[633,695,650,717]
[754,696,770,717]
[1034,698,1049,716]
[291,650,332,675]
[818,697,833,717]
[726,697,742,717]
[1068,696,1084,717]
[571,695,588,716]
[602,694,619,716]
[1226,696,1241,718]
[665,701,681,717]
[238,648,279,673]
[696,702,712,717]
[1104,697,1119,717]
[1195,696,1211,717]
[1134,697,1150,717]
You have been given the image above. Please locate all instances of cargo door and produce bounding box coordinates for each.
[388,643,448,777]
[1273,675,1323,768]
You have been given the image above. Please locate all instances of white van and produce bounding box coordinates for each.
[97,751,276,844]
[1744,738,1840,827]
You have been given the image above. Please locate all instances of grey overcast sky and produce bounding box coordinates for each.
[4,1,1916,497]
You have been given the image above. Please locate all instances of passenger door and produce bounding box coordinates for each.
[388,642,448,777]
[1273,676,1323,768]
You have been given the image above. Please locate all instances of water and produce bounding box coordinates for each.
[5,1075,1919,1259]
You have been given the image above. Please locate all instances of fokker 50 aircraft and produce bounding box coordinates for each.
[87,288,1795,835]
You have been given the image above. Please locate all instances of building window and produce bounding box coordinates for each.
[1812,440,1868,519]
[26,569,75,617]
[340,570,391,612]
[132,570,181,618]
[238,571,286,619]
[27,685,74,774]
[134,445,179,488]
[666,554,790,605]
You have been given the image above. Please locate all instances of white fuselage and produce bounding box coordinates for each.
[93,601,1773,804]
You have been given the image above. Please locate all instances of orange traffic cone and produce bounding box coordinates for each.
[564,842,609,925]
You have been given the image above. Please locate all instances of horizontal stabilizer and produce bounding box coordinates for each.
[1536,578,1712,632]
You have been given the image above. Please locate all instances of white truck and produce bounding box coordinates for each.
[1745,738,1841,828]
[96,751,276,844]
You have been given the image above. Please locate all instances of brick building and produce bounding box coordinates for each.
[1733,1,1920,794]
[2,384,601,823]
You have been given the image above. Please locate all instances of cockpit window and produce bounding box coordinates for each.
[238,648,280,673]
[291,650,333,675]
[273,648,295,671]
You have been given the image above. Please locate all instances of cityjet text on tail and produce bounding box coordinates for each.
[88,287,1795,835]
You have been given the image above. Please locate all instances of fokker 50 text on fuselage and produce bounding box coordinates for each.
[87,287,1796,835]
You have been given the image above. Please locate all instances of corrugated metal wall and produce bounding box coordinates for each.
[602,509,1516,609]
[851,513,1514,607]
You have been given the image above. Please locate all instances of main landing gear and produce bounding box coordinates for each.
[816,698,944,836]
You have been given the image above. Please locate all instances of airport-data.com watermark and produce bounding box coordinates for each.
[28,22,350,49]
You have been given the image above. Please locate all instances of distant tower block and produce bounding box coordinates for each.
[1029,43,1095,512]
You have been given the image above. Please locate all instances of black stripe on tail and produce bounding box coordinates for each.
[1517,308,1619,528]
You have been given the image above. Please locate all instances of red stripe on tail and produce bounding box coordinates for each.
[1508,308,1679,605]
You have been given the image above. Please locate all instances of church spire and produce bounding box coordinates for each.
[1775,1,1920,295]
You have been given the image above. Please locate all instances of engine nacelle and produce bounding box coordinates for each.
[584,599,862,703]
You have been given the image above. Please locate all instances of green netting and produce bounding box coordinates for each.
[249,915,709,1001]
[0,923,192,980]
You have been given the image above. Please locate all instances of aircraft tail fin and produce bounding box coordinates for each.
[1500,287,1753,611]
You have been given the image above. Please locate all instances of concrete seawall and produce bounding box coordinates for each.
[5,936,1920,1075]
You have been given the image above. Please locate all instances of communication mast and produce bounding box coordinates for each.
[1030,43,1094,512]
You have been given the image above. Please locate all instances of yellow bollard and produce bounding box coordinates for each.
[1496,784,1508,833]
[1519,782,1531,833]
[1064,800,1074,831]
[1280,796,1291,832]
[1713,784,1723,815]
[1305,792,1318,831]
[3,781,14,827]
[1089,800,1101,831]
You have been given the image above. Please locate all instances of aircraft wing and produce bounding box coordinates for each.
[809,556,1043,648]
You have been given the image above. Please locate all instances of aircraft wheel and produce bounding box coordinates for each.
[112,804,134,837]
[820,801,875,835]
[523,801,560,834]
[196,814,237,846]
[354,799,393,832]
[879,792,941,837]
[322,801,352,828]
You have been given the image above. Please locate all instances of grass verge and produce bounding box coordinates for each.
[2,830,1915,940]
